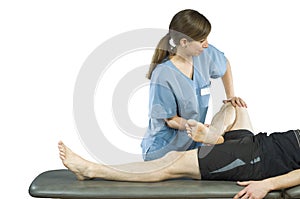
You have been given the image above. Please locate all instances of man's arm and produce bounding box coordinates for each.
[266,169,300,190]
[234,169,300,199]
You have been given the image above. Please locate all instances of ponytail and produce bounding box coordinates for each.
[147,9,211,79]
[146,33,176,79]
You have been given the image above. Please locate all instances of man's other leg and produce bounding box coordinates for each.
[229,106,254,132]
[209,102,236,135]
[209,103,254,133]
[186,103,237,144]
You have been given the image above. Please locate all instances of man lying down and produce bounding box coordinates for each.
[58,103,300,199]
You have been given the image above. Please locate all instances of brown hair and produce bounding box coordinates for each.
[146,9,211,79]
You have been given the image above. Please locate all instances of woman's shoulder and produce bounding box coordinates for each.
[193,44,226,65]
[152,60,173,74]
[203,44,225,55]
[150,61,176,82]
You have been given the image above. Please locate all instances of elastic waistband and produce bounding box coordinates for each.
[293,129,300,148]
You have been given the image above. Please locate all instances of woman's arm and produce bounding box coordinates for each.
[222,60,247,108]
[164,115,187,130]
[222,60,235,99]
[234,169,300,199]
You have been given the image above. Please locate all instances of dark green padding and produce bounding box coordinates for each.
[29,169,284,199]
[285,185,300,199]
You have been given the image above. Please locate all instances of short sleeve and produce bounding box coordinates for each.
[148,82,177,119]
[207,44,227,79]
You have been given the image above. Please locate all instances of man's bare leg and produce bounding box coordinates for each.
[186,103,236,144]
[228,106,254,132]
[208,103,253,132]
[58,141,201,182]
[209,102,237,134]
[186,103,254,144]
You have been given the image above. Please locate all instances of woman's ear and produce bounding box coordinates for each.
[179,38,188,48]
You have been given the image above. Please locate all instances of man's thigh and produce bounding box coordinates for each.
[197,138,263,181]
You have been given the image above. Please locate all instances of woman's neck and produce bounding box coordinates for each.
[169,54,194,79]
[170,54,193,67]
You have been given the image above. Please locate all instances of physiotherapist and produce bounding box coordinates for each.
[141,9,247,161]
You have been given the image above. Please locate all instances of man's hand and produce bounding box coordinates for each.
[233,180,271,199]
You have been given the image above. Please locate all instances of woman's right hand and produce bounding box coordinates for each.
[223,96,247,108]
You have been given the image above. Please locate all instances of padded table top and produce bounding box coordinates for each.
[29,169,283,199]
[285,185,300,199]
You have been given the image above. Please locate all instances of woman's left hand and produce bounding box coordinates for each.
[223,96,247,108]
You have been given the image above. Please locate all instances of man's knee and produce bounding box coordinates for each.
[222,102,235,111]
[164,150,200,179]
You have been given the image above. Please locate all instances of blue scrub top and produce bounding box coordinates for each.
[141,44,227,161]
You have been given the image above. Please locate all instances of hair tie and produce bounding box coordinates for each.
[169,38,176,48]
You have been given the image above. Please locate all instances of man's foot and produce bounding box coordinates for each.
[185,120,219,144]
[58,141,93,180]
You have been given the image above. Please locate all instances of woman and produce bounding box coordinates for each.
[141,9,246,161]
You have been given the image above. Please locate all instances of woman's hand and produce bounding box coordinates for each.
[164,115,187,130]
[233,180,271,199]
[223,96,247,108]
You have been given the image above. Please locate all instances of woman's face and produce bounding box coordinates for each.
[186,38,209,56]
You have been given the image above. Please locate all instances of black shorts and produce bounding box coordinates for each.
[198,129,263,181]
[257,129,300,178]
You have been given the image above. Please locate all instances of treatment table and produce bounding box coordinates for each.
[29,169,300,199]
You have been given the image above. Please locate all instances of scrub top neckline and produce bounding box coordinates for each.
[167,57,195,82]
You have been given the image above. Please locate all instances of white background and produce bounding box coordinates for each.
[1,0,300,198]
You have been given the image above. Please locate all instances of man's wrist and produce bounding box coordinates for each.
[263,178,275,191]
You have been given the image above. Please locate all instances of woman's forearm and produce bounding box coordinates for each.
[164,115,187,130]
[222,60,235,99]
